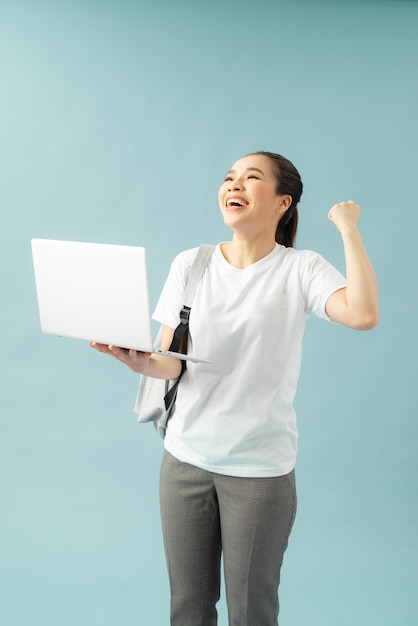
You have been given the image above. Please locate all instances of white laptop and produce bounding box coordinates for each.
[31,238,210,363]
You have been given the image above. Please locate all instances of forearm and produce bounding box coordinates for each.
[341,225,379,328]
[142,353,183,380]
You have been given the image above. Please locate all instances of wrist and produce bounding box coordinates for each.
[338,223,360,238]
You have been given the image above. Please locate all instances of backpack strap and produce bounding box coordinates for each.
[168,244,215,354]
[163,244,215,410]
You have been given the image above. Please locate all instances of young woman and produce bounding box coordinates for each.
[91,151,379,626]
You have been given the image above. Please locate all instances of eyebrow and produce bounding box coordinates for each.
[225,167,265,177]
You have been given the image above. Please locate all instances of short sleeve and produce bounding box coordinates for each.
[152,248,199,328]
[302,251,347,321]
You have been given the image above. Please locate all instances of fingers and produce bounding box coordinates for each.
[108,345,130,358]
[110,346,152,372]
[90,341,113,354]
[90,342,151,372]
[328,200,361,227]
[329,200,360,215]
[90,342,130,355]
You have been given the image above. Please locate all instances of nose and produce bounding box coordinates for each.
[228,177,244,191]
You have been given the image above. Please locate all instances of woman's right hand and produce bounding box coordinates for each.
[90,342,152,374]
[90,326,182,380]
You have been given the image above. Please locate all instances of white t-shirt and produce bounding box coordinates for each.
[153,243,346,477]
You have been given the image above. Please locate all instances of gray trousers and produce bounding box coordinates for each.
[159,451,297,626]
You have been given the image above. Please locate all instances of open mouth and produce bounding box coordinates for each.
[226,198,249,208]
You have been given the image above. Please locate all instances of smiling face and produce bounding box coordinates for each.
[218,154,292,239]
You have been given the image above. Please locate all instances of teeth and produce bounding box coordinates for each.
[227,198,247,207]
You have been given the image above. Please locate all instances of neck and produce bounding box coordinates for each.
[220,234,277,269]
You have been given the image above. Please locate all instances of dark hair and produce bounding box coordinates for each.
[251,151,303,248]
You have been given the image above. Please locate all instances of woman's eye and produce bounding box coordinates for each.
[224,177,233,182]
[247,175,259,180]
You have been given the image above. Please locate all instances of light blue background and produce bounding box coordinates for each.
[1,0,417,624]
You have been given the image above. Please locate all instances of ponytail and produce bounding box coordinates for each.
[276,206,298,248]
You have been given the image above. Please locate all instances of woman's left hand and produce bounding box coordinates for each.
[328,200,360,233]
